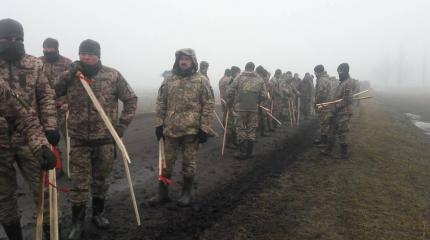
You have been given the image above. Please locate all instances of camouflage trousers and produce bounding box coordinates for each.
[318,110,331,136]
[0,146,59,224]
[69,139,115,204]
[328,113,352,145]
[163,135,200,178]
[236,111,258,142]
[300,98,311,120]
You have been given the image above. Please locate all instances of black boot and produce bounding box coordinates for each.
[149,181,170,207]
[321,138,334,156]
[68,204,85,240]
[92,197,110,229]
[234,141,248,160]
[316,135,328,148]
[2,219,23,240]
[338,144,349,159]
[246,141,254,158]
[225,134,236,149]
[177,177,193,207]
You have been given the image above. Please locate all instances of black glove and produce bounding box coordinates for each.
[70,61,82,77]
[34,146,56,170]
[114,124,127,138]
[196,129,208,143]
[45,130,60,146]
[155,126,164,141]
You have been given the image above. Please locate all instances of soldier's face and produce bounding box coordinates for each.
[43,47,56,54]
[179,55,193,71]
[79,53,99,66]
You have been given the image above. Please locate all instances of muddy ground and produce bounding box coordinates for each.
[2,91,430,240]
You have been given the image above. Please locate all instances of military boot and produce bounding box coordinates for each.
[246,141,254,158]
[148,181,170,207]
[337,144,349,159]
[177,177,193,207]
[92,197,110,229]
[68,204,85,240]
[316,135,328,148]
[234,141,248,160]
[2,219,23,240]
[225,134,236,149]
[320,138,334,156]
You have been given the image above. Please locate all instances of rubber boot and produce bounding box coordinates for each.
[177,177,193,207]
[316,135,328,148]
[234,141,248,160]
[2,219,23,240]
[68,204,85,240]
[320,138,334,156]
[260,125,268,137]
[43,223,62,240]
[225,134,236,149]
[337,144,349,159]
[246,141,254,158]
[92,197,110,229]
[149,181,170,207]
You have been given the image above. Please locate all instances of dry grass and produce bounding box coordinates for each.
[200,96,430,240]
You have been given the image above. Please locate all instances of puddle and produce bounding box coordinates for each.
[404,113,430,136]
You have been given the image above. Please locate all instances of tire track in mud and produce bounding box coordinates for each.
[139,120,318,240]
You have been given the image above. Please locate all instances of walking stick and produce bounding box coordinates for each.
[259,106,282,126]
[49,168,59,240]
[76,72,141,226]
[297,98,301,123]
[65,111,70,178]
[287,99,293,127]
[213,110,225,130]
[221,110,229,156]
[35,172,45,240]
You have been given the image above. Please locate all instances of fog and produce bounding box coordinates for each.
[2,0,430,92]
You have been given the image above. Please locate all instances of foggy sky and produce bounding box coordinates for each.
[2,0,429,91]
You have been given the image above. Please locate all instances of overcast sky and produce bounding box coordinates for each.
[2,0,429,91]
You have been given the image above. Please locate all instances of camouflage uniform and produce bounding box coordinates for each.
[56,64,137,204]
[155,50,214,179]
[40,54,72,174]
[269,73,283,123]
[256,66,272,135]
[298,74,313,120]
[315,72,333,137]
[227,67,266,159]
[0,54,57,225]
[218,74,230,122]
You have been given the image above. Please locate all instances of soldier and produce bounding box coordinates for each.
[150,48,214,207]
[255,65,272,136]
[218,68,231,123]
[0,18,60,240]
[298,73,313,120]
[270,69,283,126]
[39,37,72,177]
[224,66,241,149]
[199,61,209,79]
[313,65,333,146]
[322,63,353,159]
[227,62,266,160]
[352,78,361,107]
[56,39,138,239]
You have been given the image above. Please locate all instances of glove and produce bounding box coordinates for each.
[114,124,127,138]
[155,126,164,141]
[70,61,83,77]
[34,145,56,170]
[196,129,208,143]
[45,130,60,146]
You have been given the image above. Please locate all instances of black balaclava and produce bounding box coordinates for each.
[43,37,60,63]
[0,18,25,62]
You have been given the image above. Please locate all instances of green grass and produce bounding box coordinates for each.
[200,96,430,240]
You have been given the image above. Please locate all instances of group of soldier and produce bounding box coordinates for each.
[0,17,359,240]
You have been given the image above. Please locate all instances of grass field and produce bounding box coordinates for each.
[200,95,430,240]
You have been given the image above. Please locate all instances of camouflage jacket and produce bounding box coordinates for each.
[155,72,215,138]
[332,78,353,114]
[269,75,282,99]
[0,80,49,152]
[218,75,231,101]
[298,78,313,100]
[0,54,57,147]
[56,64,138,141]
[315,72,332,104]
[39,55,72,90]
[227,71,266,112]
